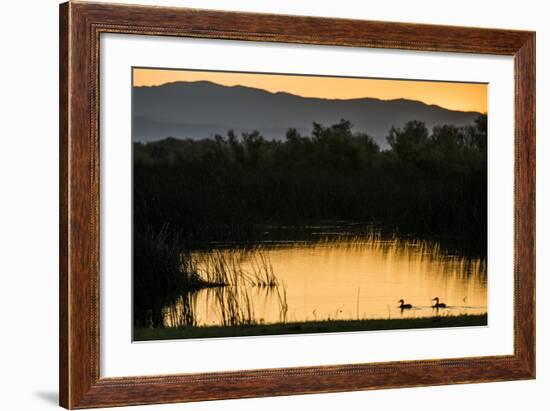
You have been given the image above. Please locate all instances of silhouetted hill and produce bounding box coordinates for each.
[133,81,482,148]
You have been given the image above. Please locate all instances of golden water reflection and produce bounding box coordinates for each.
[165,238,487,327]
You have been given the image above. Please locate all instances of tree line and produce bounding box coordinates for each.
[133,116,487,252]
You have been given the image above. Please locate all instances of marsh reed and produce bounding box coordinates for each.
[161,246,287,328]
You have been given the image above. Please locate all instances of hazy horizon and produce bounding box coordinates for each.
[133,68,488,114]
[135,79,485,115]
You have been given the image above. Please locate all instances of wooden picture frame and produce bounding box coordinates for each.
[59,1,535,408]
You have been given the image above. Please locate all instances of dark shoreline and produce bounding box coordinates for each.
[134,313,487,341]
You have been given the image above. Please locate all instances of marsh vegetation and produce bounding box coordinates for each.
[134,117,487,246]
[133,117,488,338]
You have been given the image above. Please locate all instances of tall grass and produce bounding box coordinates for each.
[179,249,286,327]
[163,292,199,328]
[274,282,288,323]
[212,286,256,327]
[194,248,279,288]
[165,281,289,328]
[134,228,287,328]
[246,249,279,287]
[193,250,240,286]
[133,226,188,328]
[134,227,237,328]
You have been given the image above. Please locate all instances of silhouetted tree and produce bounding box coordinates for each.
[133,116,487,249]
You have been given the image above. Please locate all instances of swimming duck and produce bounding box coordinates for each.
[398,299,412,309]
[432,297,446,308]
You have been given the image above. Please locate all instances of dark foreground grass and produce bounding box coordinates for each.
[134,313,487,341]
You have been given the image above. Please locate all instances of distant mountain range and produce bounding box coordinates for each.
[133,81,483,148]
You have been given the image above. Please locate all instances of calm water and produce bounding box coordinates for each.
[164,236,487,327]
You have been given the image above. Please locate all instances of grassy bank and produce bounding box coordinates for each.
[134,313,487,341]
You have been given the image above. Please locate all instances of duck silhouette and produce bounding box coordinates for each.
[432,297,447,308]
[398,299,412,310]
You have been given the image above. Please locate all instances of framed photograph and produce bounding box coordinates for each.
[59,1,535,408]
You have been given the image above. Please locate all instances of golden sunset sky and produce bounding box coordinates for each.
[133,68,487,114]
